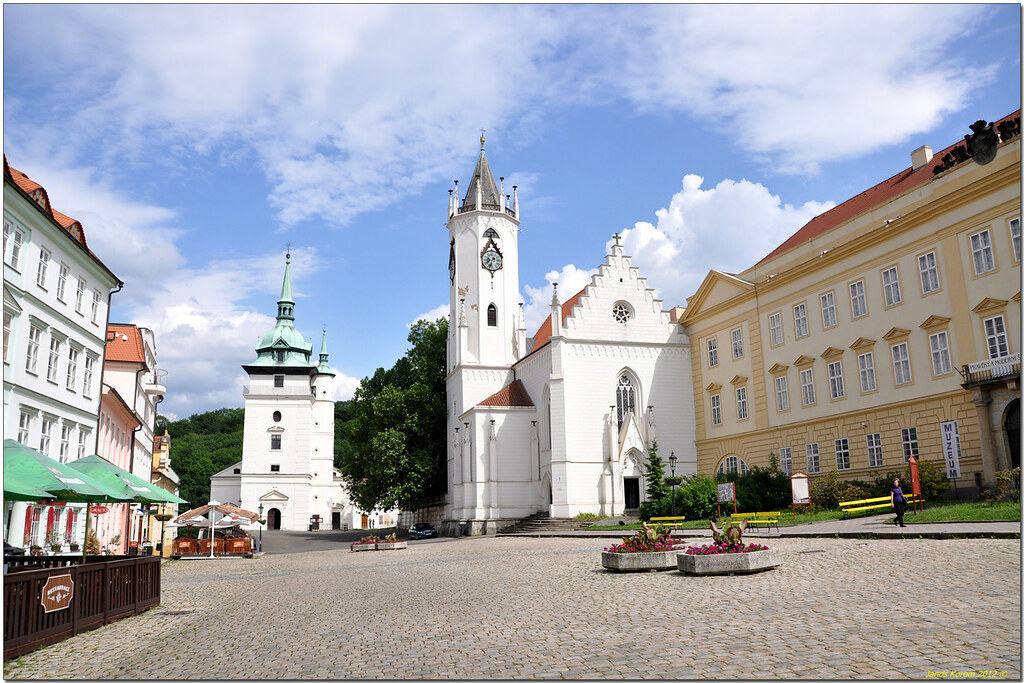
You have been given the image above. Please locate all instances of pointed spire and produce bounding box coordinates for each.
[277,251,295,322]
[461,132,501,211]
[317,327,335,375]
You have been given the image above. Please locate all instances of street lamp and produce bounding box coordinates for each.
[257,503,264,553]
[669,451,678,517]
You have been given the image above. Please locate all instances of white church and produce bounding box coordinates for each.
[444,137,697,534]
[210,257,394,531]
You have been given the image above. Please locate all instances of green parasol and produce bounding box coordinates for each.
[3,440,132,503]
[67,455,187,505]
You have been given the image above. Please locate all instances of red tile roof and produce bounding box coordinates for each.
[528,287,587,354]
[3,156,88,249]
[106,324,146,363]
[478,379,534,407]
[757,110,1021,266]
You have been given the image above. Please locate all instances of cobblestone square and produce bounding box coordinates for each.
[4,535,1020,679]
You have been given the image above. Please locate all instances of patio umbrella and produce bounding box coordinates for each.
[171,502,259,557]
[3,439,133,562]
[67,455,187,504]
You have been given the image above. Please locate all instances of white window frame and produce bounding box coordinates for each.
[270,434,282,450]
[39,418,53,456]
[929,331,953,376]
[75,278,87,314]
[706,338,718,368]
[83,355,95,397]
[26,325,42,374]
[827,360,845,399]
[793,303,808,338]
[768,312,783,347]
[867,433,883,468]
[710,394,722,426]
[849,280,867,318]
[77,430,88,459]
[731,328,743,359]
[800,367,815,406]
[858,352,877,392]
[36,248,50,289]
[983,315,1009,359]
[7,224,24,270]
[820,291,837,328]
[735,387,748,420]
[881,266,902,306]
[91,290,101,324]
[66,346,79,390]
[3,310,11,363]
[775,375,789,412]
[59,424,72,463]
[46,337,61,383]
[805,443,820,474]
[18,411,33,444]
[778,447,792,476]
[891,342,912,385]
[970,229,996,275]
[1011,217,1021,262]
[918,251,940,294]
[835,438,850,471]
[901,427,919,463]
[57,263,69,302]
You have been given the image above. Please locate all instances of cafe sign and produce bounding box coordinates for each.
[41,574,74,613]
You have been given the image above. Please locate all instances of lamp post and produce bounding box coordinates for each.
[257,503,264,553]
[669,451,678,517]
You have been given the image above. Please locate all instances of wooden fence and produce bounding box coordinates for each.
[4,555,161,660]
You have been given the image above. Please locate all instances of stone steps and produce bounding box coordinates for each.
[497,512,594,535]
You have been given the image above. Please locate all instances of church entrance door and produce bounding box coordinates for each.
[267,508,281,530]
[624,478,640,510]
[332,512,341,530]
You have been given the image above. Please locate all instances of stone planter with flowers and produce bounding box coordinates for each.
[676,519,781,575]
[601,522,686,572]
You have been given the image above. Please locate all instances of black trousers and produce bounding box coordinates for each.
[893,500,906,526]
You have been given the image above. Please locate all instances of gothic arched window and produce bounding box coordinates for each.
[487,304,497,327]
[616,374,637,426]
[483,228,499,240]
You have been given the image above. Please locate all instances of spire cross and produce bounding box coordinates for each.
[285,241,292,261]
[613,233,622,247]
[480,128,486,150]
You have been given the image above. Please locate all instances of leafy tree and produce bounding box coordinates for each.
[162,408,245,509]
[339,318,448,512]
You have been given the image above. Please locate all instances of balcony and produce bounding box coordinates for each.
[960,353,1020,388]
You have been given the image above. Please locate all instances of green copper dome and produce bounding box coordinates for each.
[246,256,315,370]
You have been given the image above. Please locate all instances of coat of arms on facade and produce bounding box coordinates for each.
[964,119,999,165]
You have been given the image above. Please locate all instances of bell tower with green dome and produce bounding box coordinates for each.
[210,252,349,532]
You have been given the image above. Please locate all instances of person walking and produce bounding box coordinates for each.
[890,477,907,528]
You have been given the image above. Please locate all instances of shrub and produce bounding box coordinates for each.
[638,497,670,521]
[839,485,870,503]
[810,471,847,510]
[869,460,951,502]
[678,474,719,520]
[982,468,1021,502]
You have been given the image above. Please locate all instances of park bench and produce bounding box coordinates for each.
[839,494,924,516]
[649,515,686,527]
[727,511,778,534]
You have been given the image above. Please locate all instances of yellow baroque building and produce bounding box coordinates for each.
[678,112,1020,494]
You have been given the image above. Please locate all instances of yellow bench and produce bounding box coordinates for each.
[728,511,779,534]
[839,495,924,516]
[649,516,687,527]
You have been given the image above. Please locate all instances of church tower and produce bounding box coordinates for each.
[446,134,526,411]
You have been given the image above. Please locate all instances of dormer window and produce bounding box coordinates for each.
[275,350,285,362]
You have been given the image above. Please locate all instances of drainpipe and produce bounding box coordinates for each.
[93,281,123,455]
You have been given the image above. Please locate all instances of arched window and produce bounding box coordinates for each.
[487,304,497,327]
[616,374,637,426]
[717,456,749,475]
[483,228,499,239]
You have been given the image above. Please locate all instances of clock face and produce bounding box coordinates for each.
[482,249,502,271]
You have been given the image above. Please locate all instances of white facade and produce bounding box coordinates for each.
[445,140,696,534]
[4,160,121,549]
[210,258,356,531]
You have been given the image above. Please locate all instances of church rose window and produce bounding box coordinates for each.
[612,302,633,324]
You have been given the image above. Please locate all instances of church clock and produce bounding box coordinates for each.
[481,238,503,276]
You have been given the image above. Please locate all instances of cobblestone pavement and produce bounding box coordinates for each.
[4,536,1020,680]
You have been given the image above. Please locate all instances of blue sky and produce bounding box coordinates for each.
[4,4,1020,419]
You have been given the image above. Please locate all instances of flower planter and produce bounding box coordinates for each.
[350,542,376,552]
[677,549,781,575]
[602,549,681,572]
[375,541,407,550]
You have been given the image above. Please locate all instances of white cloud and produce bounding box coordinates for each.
[524,175,832,319]
[410,304,450,327]
[332,371,361,403]
[3,3,997,230]
[522,264,599,333]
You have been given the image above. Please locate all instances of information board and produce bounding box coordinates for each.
[717,482,735,503]
[790,473,810,504]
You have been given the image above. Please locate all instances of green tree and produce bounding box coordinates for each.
[163,408,245,508]
[644,441,670,502]
[339,318,448,512]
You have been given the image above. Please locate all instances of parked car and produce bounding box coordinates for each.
[408,522,438,539]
